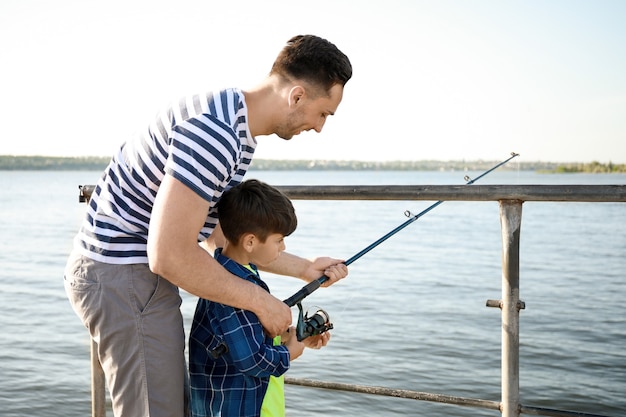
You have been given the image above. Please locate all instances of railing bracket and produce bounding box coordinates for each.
[486,299,502,308]
[486,299,526,311]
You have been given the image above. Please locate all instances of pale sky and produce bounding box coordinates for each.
[2,0,625,163]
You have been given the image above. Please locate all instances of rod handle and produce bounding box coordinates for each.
[284,276,329,307]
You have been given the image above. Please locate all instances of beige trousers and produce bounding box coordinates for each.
[64,250,188,417]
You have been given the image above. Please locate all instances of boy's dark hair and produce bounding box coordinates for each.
[217,179,297,244]
[270,34,353,94]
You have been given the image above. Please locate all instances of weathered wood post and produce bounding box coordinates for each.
[79,185,107,417]
[499,200,524,417]
[91,339,106,417]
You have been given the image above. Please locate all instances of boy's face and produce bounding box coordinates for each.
[250,233,286,267]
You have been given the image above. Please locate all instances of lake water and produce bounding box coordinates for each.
[0,168,624,417]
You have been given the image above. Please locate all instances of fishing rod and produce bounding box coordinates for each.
[284,152,519,311]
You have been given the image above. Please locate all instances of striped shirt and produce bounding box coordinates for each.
[74,88,256,264]
[189,249,290,417]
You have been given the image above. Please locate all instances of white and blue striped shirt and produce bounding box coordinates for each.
[75,88,256,264]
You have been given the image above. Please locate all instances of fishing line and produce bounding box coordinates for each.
[284,152,519,308]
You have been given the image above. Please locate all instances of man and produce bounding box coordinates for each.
[64,35,352,417]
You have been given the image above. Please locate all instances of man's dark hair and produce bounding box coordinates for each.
[270,34,352,94]
[217,179,297,244]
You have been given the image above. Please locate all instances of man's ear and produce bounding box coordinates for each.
[288,85,305,107]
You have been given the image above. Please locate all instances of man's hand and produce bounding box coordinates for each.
[255,290,293,338]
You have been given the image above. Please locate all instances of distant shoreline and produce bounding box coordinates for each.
[0,155,624,173]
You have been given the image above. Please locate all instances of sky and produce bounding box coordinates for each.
[1,0,625,163]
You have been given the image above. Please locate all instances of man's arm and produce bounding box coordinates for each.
[147,174,292,336]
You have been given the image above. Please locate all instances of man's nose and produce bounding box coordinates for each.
[314,119,326,133]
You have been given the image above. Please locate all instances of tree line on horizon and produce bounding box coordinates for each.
[0,155,624,173]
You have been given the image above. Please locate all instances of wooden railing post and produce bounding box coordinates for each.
[499,200,524,417]
[91,339,106,417]
[80,186,107,417]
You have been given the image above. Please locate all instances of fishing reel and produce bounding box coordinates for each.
[295,302,333,342]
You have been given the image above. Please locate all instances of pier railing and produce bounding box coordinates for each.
[77,183,625,417]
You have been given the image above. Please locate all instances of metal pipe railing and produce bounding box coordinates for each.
[77,183,624,417]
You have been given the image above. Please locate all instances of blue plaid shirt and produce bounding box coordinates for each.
[189,249,291,417]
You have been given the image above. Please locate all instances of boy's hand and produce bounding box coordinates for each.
[282,327,305,360]
[304,257,348,287]
[302,331,331,349]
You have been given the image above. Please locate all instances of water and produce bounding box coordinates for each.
[0,169,624,417]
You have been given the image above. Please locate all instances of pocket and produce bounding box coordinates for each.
[130,263,159,314]
[63,253,102,329]
[64,252,100,292]
[129,264,181,316]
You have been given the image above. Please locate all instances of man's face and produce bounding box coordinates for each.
[276,84,344,140]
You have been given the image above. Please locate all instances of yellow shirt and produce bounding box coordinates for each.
[242,265,285,417]
[260,335,285,416]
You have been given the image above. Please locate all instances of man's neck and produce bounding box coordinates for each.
[243,76,288,137]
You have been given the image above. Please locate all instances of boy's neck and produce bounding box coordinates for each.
[220,243,251,266]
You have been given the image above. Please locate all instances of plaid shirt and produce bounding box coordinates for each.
[189,249,290,417]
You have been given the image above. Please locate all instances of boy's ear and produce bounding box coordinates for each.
[241,233,257,253]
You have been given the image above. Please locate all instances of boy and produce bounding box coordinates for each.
[189,179,330,417]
